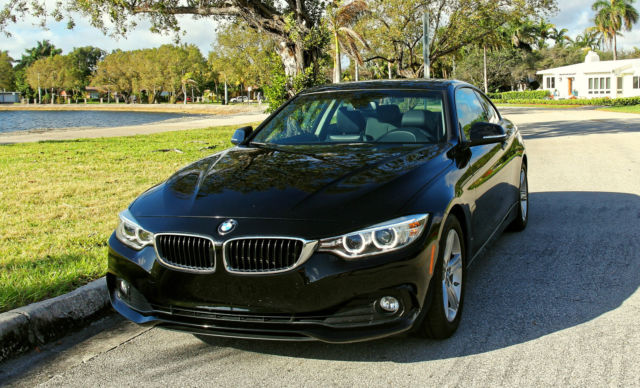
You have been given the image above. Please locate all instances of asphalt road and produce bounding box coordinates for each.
[2,106,640,387]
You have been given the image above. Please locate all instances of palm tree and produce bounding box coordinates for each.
[574,28,604,51]
[550,27,573,47]
[593,0,639,60]
[325,0,369,83]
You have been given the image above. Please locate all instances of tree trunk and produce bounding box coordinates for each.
[355,62,359,82]
[483,44,488,93]
[388,61,392,80]
[613,34,617,61]
[334,31,341,83]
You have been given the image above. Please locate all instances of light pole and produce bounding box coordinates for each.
[423,11,430,79]
[37,73,41,104]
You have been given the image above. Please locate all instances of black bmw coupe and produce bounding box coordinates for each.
[107,80,528,342]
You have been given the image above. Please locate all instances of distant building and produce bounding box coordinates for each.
[536,51,640,99]
[0,91,20,103]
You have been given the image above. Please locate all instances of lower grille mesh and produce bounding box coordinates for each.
[155,235,215,271]
[226,238,304,272]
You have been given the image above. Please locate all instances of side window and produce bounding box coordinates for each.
[474,91,500,124]
[455,88,488,139]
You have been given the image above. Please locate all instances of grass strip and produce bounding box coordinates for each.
[0,124,246,312]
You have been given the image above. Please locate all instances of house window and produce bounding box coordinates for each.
[588,77,611,95]
[617,77,623,93]
[634,77,640,89]
[546,77,555,89]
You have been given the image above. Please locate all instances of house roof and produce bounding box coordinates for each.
[537,58,640,76]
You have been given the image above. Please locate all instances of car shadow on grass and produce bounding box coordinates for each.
[196,191,640,362]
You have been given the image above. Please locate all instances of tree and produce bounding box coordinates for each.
[325,0,369,83]
[0,0,330,84]
[25,55,82,102]
[0,51,14,90]
[573,28,604,51]
[593,0,639,60]
[550,27,572,47]
[208,22,279,103]
[13,40,63,100]
[359,0,557,79]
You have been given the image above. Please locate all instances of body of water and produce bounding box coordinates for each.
[0,110,196,133]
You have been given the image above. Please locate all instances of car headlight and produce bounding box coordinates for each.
[318,214,428,259]
[115,210,154,250]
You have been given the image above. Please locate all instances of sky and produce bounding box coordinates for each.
[2,0,640,60]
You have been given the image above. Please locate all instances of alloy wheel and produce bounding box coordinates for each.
[441,229,463,322]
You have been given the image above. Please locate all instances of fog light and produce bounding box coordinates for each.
[379,296,400,313]
[117,278,131,298]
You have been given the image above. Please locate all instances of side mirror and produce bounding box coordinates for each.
[467,122,507,146]
[231,126,253,145]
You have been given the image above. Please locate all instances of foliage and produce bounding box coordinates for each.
[25,55,83,99]
[207,22,276,99]
[0,124,249,312]
[325,0,369,82]
[358,0,557,79]
[263,52,330,113]
[494,96,640,106]
[13,40,63,98]
[0,50,14,90]
[0,0,331,85]
[488,90,550,100]
[91,44,206,103]
[68,46,106,86]
[593,0,639,60]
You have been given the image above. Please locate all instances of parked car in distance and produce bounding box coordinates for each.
[107,80,528,342]
[229,96,248,103]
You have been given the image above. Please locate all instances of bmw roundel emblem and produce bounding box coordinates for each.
[218,219,237,235]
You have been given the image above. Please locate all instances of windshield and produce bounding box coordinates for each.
[251,90,447,145]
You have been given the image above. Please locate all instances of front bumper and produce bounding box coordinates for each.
[107,226,437,343]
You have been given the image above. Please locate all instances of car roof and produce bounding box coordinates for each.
[300,79,471,94]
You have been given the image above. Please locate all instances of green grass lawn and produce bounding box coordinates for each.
[597,105,640,114]
[0,125,247,312]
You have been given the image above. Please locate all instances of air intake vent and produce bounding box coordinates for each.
[155,234,215,272]
[225,238,306,273]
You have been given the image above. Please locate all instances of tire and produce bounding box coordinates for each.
[413,215,466,339]
[508,163,528,231]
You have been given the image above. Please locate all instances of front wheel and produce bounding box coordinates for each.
[413,215,466,339]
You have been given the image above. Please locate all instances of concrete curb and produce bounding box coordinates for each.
[0,277,109,363]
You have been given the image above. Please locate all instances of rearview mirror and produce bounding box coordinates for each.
[467,122,507,146]
[231,126,253,145]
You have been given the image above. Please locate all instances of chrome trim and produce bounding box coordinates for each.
[222,236,318,275]
[153,233,217,274]
[483,134,507,139]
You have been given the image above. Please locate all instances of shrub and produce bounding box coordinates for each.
[487,90,550,100]
[494,96,640,106]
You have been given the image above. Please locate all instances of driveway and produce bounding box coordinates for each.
[2,107,640,387]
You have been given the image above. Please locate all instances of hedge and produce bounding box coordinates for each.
[487,90,550,100]
[492,96,640,106]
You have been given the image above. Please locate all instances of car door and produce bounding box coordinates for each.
[473,90,520,225]
[454,87,507,252]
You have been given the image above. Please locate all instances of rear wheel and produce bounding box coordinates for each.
[509,164,528,231]
[414,215,466,339]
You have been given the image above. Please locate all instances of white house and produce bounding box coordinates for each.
[536,51,640,99]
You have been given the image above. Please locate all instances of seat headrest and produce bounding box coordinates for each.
[377,105,401,125]
[337,109,365,134]
[401,110,430,128]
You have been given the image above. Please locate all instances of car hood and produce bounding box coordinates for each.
[130,143,450,224]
